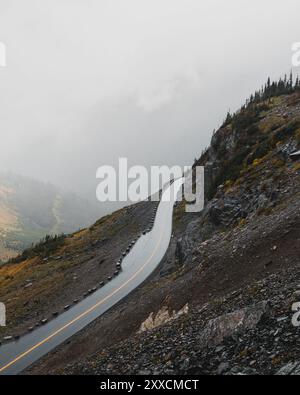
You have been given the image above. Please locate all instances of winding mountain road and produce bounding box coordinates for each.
[0,179,183,375]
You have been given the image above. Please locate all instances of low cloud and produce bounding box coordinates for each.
[0,0,299,206]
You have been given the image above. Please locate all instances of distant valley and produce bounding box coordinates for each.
[0,173,102,261]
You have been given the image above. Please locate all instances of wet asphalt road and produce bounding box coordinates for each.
[0,179,183,375]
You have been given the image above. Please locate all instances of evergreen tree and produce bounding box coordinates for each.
[289,71,293,92]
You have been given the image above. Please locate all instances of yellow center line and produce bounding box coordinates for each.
[0,208,169,374]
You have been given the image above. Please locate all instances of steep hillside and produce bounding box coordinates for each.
[25,80,300,375]
[0,173,101,261]
[1,77,300,376]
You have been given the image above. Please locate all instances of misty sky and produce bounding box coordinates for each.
[0,0,300,207]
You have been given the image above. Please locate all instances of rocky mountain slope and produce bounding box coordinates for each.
[0,173,101,261]
[32,83,300,376]
[2,78,300,375]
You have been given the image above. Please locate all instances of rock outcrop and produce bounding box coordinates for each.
[138,304,189,333]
